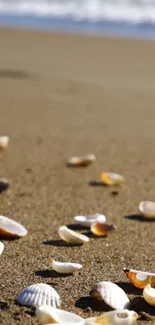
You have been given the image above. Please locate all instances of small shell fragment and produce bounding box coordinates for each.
[67,154,96,167]
[51,258,83,274]
[143,284,155,307]
[16,283,61,308]
[91,223,117,236]
[0,241,4,255]
[90,281,130,310]
[0,136,9,149]
[85,309,138,325]
[36,305,85,324]
[74,214,106,227]
[0,178,10,192]
[138,201,155,219]
[58,225,89,245]
[100,172,125,186]
[0,215,27,239]
[123,268,155,289]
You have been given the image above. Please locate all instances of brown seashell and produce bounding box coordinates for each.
[91,223,117,236]
[67,154,96,167]
[123,268,155,289]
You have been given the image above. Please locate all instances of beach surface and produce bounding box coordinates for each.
[0,28,155,324]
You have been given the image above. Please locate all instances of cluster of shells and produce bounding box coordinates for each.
[1,148,155,325]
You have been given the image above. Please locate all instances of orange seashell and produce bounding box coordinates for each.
[100,172,125,186]
[67,154,96,167]
[123,268,155,289]
[91,223,117,236]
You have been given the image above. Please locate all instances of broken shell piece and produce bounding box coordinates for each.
[91,223,117,236]
[0,215,27,239]
[90,281,130,310]
[123,268,155,289]
[16,283,61,307]
[0,241,4,255]
[100,172,125,186]
[0,178,10,192]
[143,284,155,307]
[0,136,9,149]
[36,305,85,324]
[74,214,106,227]
[67,154,96,167]
[51,258,83,274]
[138,201,155,219]
[85,309,138,325]
[58,225,89,245]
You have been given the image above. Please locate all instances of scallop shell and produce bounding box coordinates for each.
[36,305,85,324]
[0,136,9,149]
[58,225,89,245]
[16,283,61,307]
[90,281,130,310]
[74,214,106,227]
[0,215,27,239]
[91,223,117,236]
[0,241,4,255]
[138,201,155,219]
[67,154,96,167]
[51,258,83,274]
[100,172,125,186]
[85,310,138,325]
[123,268,155,289]
[143,284,155,307]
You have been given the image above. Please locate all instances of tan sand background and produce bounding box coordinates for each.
[0,28,155,324]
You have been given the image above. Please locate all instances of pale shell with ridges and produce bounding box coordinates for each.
[74,214,106,227]
[36,305,85,324]
[58,225,89,245]
[0,241,4,255]
[16,283,61,307]
[85,309,138,325]
[90,281,130,310]
[143,284,155,307]
[51,258,83,274]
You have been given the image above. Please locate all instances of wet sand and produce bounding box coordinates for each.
[0,28,155,324]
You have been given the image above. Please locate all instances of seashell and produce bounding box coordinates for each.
[0,215,27,239]
[143,284,155,307]
[90,281,130,310]
[123,268,155,289]
[100,172,125,186]
[74,214,106,227]
[0,136,9,149]
[91,223,117,236]
[0,178,10,193]
[51,258,83,274]
[0,241,4,255]
[85,309,138,325]
[58,225,89,245]
[16,283,61,308]
[138,201,155,219]
[67,154,96,167]
[36,305,85,324]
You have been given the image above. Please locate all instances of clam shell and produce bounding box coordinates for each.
[58,225,89,245]
[67,154,96,167]
[51,258,83,274]
[74,214,106,227]
[123,268,155,289]
[91,223,117,236]
[0,215,27,239]
[36,305,85,324]
[16,283,61,307]
[143,284,155,307]
[90,281,130,310]
[85,310,138,325]
[0,136,9,149]
[100,172,125,186]
[0,241,4,255]
[138,201,155,219]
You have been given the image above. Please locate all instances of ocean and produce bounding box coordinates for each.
[0,0,155,40]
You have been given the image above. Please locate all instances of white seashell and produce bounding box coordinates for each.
[74,214,106,227]
[138,201,155,219]
[58,226,89,245]
[0,136,9,149]
[36,305,85,325]
[100,172,125,186]
[67,154,96,167]
[90,281,130,310]
[85,309,138,325]
[0,215,27,239]
[16,283,61,307]
[143,284,155,307]
[51,258,83,274]
[0,241,4,255]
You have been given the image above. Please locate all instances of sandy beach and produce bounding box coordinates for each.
[0,28,155,324]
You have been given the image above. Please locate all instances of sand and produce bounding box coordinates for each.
[0,28,155,324]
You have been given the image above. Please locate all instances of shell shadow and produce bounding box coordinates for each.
[124,214,155,222]
[42,239,83,247]
[115,282,142,295]
[66,223,89,231]
[35,269,71,278]
[88,181,107,187]
[131,296,155,316]
[0,301,9,310]
[0,182,10,193]
[0,69,31,80]
[82,230,107,239]
[75,296,110,312]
